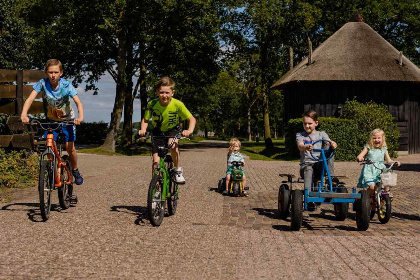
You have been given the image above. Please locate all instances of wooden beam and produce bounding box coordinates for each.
[0,135,13,148]
[11,134,34,150]
[16,70,23,115]
[0,100,44,115]
[0,85,42,98]
[23,70,46,82]
[0,69,17,82]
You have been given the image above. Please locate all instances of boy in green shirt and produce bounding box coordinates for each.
[138,77,196,184]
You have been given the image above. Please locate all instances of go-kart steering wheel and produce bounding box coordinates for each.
[310,139,335,162]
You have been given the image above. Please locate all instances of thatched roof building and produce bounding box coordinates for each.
[272,22,420,87]
[272,18,420,154]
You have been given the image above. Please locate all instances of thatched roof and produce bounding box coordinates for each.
[272,21,420,89]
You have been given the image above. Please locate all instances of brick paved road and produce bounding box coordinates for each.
[0,141,419,279]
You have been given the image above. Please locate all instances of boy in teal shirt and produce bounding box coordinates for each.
[138,77,196,184]
[21,59,84,185]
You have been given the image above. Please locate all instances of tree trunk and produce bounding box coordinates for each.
[247,107,251,142]
[139,62,147,121]
[263,84,273,148]
[121,42,135,147]
[202,114,208,138]
[101,32,127,152]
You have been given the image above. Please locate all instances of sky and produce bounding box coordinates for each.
[72,72,142,124]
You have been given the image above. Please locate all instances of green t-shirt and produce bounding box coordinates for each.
[144,98,192,132]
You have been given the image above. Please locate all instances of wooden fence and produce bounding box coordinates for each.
[0,69,46,149]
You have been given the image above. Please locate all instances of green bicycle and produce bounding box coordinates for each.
[141,133,187,226]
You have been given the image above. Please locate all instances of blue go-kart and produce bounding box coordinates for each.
[278,139,371,231]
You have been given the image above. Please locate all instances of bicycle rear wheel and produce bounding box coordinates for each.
[39,159,54,221]
[58,155,73,210]
[147,175,165,226]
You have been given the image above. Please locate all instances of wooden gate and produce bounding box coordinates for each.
[0,69,45,149]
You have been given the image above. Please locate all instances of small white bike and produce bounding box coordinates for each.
[362,160,399,224]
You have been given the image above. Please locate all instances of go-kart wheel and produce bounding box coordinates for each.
[278,183,290,220]
[356,189,370,231]
[290,190,303,231]
[333,185,349,221]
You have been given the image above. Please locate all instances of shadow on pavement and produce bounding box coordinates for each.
[1,202,59,222]
[110,205,148,225]
[253,207,278,219]
[391,212,420,221]
[397,163,420,172]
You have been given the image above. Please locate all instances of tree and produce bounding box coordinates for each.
[0,0,32,69]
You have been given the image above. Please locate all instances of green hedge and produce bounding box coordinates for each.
[341,100,399,158]
[285,100,400,161]
[285,118,358,161]
[76,122,108,145]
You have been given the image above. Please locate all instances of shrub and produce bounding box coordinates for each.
[285,100,400,161]
[75,122,108,145]
[341,100,399,157]
[285,117,358,161]
[0,148,39,188]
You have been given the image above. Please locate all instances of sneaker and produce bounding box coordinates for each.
[222,190,228,196]
[173,167,186,184]
[72,169,84,185]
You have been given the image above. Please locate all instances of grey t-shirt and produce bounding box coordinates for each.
[296,131,331,165]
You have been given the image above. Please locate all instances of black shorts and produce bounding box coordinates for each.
[151,127,181,154]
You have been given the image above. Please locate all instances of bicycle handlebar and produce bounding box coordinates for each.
[30,118,75,131]
[361,159,399,172]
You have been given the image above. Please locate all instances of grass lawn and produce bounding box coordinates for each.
[240,139,299,161]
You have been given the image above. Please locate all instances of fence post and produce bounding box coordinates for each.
[16,70,23,116]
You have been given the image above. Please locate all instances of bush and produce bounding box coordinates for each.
[341,100,399,157]
[285,117,358,161]
[75,122,108,145]
[0,148,39,188]
[285,100,400,161]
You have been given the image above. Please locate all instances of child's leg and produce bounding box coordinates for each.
[300,164,314,190]
[225,174,231,191]
[66,141,77,169]
[169,138,180,167]
[66,141,84,185]
[242,175,246,188]
[367,183,375,197]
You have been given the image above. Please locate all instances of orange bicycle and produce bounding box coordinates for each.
[31,119,78,221]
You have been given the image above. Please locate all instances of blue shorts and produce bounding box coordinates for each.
[43,123,76,142]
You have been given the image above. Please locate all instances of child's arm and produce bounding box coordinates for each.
[72,95,84,125]
[384,150,401,166]
[182,115,196,137]
[20,90,38,123]
[356,147,368,162]
[297,141,313,152]
[138,118,149,136]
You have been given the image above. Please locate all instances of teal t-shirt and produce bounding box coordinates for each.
[144,98,192,132]
[33,78,77,120]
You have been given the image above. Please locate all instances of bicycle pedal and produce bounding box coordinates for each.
[70,195,78,204]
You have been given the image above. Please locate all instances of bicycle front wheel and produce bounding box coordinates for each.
[39,159,54,221]
[167,180,179,216]
[58,155,72,210]
[147,175,165,226]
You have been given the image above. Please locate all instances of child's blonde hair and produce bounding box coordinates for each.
[367,128,387,149]
[229,137,241,148]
